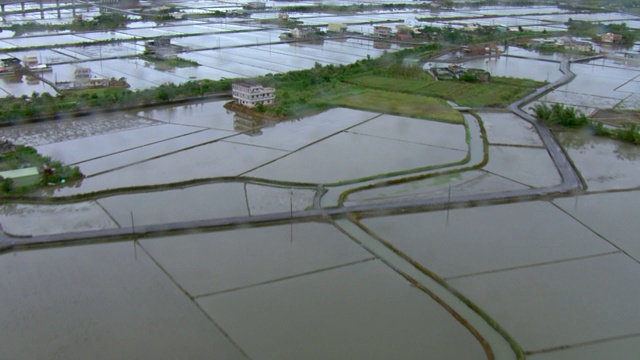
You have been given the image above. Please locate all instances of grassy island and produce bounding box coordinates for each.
[0,44,544,125]
[0,144,83,196]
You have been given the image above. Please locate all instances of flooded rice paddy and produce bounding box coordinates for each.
[2,2,640,359]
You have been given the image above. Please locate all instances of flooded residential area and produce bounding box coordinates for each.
[0,0,639,359]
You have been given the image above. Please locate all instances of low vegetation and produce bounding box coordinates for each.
[348,73,544,108]
[0,79,232,122]
[531,103,640,145]
[591,121,640,145]
[0,145,83,195]
[141,55,199,68]
[531,103,589,128]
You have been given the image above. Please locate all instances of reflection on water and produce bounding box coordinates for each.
[559,129,640,161]
[233,111,276,137]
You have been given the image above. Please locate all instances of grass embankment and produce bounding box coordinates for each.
[346,74,545,108]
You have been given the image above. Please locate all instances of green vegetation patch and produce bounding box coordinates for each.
[326,88,463,124]
[346,74,431,92]
[142,55,199,68]
[347,74,544,108]
[0,145,83,194]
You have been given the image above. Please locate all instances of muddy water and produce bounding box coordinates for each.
[35,123,201,165]
[361,201,615,279]
[345,169,529,204]
[198,259,486,359]
[483,145,561,188]
[0,202,117,236]
[140,222,373,296]
[554,190,640,262]
[478,111,544,146]
[462,56,564,82]
[449,253,640,352]
[0,113,157,146]
[0,242,246,359]
[246,121,467,184]
[53,140,287,195]
[557,131,640,191]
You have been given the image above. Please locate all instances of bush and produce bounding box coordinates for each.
[532,103,588,128]
[1,177,13,192]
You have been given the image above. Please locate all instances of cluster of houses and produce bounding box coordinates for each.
[0,55,51,76]
[431,64,491,83]
[55,67,126,90]
[373,24,420,40]
[279,27,323,41]
[536,36,595,53]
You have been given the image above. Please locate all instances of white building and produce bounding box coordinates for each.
[232,83,275,108]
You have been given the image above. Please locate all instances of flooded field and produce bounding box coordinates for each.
[557,130,640,191]
[2,1,640,359]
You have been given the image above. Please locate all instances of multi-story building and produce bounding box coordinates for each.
[232,83,276,108]
[373,26,392,38]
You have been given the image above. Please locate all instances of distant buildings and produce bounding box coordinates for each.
[232,83,275,108]
[0,58,21,74]
[327,23,347,34]
[22,54,51,72]
[55,67,124,90]
[601,32,623,44]
[243,2,266,10]
[431,65,491,83]
[373,26,392,38]
[144,37,180,59]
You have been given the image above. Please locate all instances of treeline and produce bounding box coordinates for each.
[567,20,637,45]
[254,44,440,117]
[4,13,130,35]
[0,79,233,122]
[531,103,640,145]
[0,44,441,122]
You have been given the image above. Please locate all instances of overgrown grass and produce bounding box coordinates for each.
[324,87,463,124]
[346,74,544,107]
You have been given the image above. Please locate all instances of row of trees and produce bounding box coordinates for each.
[567,20,637,45]
[0,78,233,122]
[5,13,130,35]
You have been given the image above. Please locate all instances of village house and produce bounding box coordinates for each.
[144,37,178,59]
[278,13,289,21]
[0,57,21,74]
[601,32,623,44]
[327,23,347,34]
[562,39,594,53]
[232,83,276,108]
[243,2,265,10]
[373,26,392,38]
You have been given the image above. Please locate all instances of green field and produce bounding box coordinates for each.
[346,74,544,107]
[324,87,464,124]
